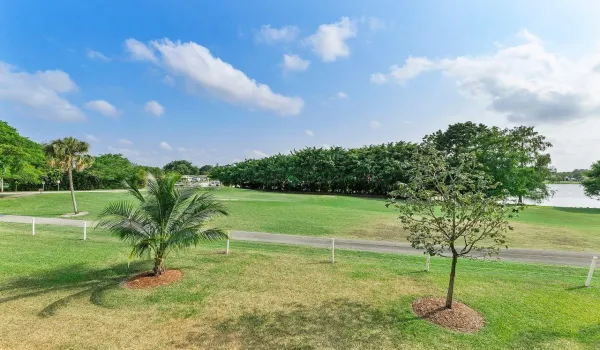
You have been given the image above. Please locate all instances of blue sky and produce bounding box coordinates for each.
[1,0,600,170]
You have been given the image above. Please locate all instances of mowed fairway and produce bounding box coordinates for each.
[1,188,600,251]
[1,222,599,349]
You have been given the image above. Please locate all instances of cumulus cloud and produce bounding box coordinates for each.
[363,17,386,32]
[248,150,268,158]
[305,129,314,137]
[369,120,381,129]
[108,146,140,157]
[256,25,300,44]
[371,30,600,124]
[370,73,387,85]
[283,54,310,72]
[336,92,348,99]
[87,49,110,61]
[85,134,100,142]
[0,62,85,121]
[160,141,172,151]
[124,38,157,62]
[144,100,165,117]
[118,139,133,145]
[124,38,304,116]
[84,100,120,118]
[304,17,357,62]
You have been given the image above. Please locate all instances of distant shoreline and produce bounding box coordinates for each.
[545,181,581,185]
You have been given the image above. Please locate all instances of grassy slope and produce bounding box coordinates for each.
[1,188,600,251]
[0,222,599,349]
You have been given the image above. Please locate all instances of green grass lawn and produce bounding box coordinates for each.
[0,222,598,349]
[1,188,600,251]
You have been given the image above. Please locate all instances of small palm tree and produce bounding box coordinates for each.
[43,137,94,214]
[97,172,229,276]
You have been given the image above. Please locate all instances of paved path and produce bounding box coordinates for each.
[1,214,597,267]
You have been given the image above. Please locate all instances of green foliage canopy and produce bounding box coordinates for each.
[582,161,600,200]
[388,146,522,308]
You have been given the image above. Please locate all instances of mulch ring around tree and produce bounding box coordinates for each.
[412,297,485,333]
[124,270,183,289]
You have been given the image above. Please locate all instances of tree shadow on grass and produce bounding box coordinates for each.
[0,261,147,317]
[551,207,600,215]
[508,324,600,349]
[184,299,419,349]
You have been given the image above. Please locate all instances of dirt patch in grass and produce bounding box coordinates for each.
[125,270,182,289]
[412,297,485,333]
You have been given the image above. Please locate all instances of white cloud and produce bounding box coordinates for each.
[256,25,299,44]
[85,134,100,142]
[125,38,304,116]
[87,49,110,61]
[304,17,357,62]
[369,120,381,129]
[363,17,386,32]
[370,73,387,84]
[0,62,85,122]
[144,100,165,117]
[305,129,314,137]
[372,30,600,124]
[118,139,133,145]
[336,92,348,99]
[124,38,157,62]
[283,54,310,72]
[248,150,268,159]
[84,100,120,118]
[163,75,175,86]
[108,146,140,157]
[322,144,332,150]
[160,141,172,151]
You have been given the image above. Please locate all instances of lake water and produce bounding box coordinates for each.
[525,184,600,208]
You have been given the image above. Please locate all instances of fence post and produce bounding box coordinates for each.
[331,238,335,264]
[32,217,35,236]
[83,221,87,241]
[585,256,597,287]
[226,238,230,255]
[426,254,431,272]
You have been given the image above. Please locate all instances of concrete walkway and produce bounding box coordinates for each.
[1,214,597,267]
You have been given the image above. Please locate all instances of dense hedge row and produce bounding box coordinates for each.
[211,143,418,195]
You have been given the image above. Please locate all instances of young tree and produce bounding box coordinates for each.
[97,172,229,275]
[43,137,94,214]
[582,161,600,200]
[388,147,521,309]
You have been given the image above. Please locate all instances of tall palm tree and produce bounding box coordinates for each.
[97,172,229,276]
[43,137,94,214]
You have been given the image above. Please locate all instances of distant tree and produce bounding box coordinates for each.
[198,165,214,175]
[582,161,600,200]
[388,147,521,309]
[97,172,229,275]
[425,122,552,203]
[163,160,198,175]
[43,137,95,214]
[0,121,45,191]
[82,153,137,189]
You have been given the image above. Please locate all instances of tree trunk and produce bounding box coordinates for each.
[518,194,523,204]
[0,177,3,192]
[153,257,166,276]
[445,253,459,309]
[68,168,78,214]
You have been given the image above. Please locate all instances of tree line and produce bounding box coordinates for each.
[211,122,555,202]
[0,120,210,193]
